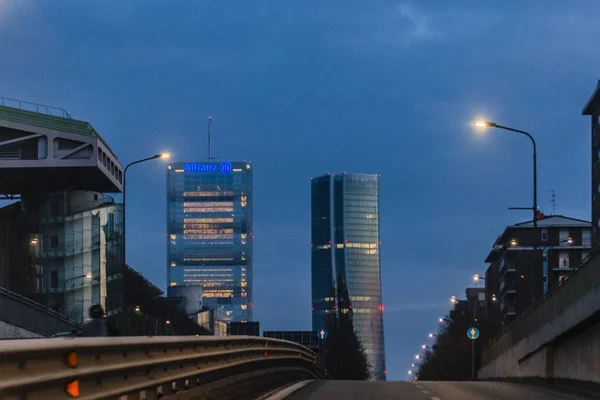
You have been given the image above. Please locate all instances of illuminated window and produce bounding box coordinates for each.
[336,243,344,249]
[233,168,242,172]
[241,233,247,239]
[241,282,247,287]
[170,262,176,267]
[184,218,233,223]
[316,244,331,250]
[241,304,247,310]
[184,207,234,213]
[170,282,177,286]
[183,192,234,197]
[184,202,234,207]
[170,234,176,240]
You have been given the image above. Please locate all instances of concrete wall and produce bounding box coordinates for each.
[0,320,44,339]
[479,247,600,383]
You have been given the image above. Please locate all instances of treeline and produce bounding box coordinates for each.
[321,278,371,380]
[417,307,497,381]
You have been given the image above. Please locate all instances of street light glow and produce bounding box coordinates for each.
[415,354,420,360]
[567,237,574,245]
[473,274,480,282]
[85,273,92,279]
[408,370,413,375]
[474,120,497,128]
[510,239,518,246]
[160,152,171,159]
[30,238,38,245]
[439,317,444,323]
[422,344,426,349]
[428,333,434,338]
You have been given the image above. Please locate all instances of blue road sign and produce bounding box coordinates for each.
[318,329,328,340]
[467,327,480,340]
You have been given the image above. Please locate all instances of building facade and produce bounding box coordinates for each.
[484,215,591,327]
[311,173,386,380]
[582,81,600,247]
[166,161,253,322]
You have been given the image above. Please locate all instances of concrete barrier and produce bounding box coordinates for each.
[479,247,600,382]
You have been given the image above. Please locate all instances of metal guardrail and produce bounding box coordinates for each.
[0,96,72,119]
[0,336,327,399]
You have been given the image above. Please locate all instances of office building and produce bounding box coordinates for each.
[582,81,600,246]
[166,161,253,322]
[0,100,125,324]
[310,173,386,380]
[263,331,320,355]
[484,215,591,328]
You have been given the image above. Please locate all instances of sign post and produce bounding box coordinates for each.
[318,329,328,340]
[467,327,480,380]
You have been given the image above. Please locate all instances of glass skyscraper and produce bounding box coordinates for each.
[167,160,253,322]
[311,173,386,380]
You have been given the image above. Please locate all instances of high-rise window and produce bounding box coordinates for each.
[311,173,386,381]
[166,161,253,322]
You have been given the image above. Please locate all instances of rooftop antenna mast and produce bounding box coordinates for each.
[208,116,213,162]
[549,189,556,215]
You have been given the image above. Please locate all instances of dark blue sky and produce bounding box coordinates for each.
[1,0,598,380]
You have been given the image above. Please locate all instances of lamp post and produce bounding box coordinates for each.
[63,272,92,319]
[474,121,538,231]
[121,153,170,321]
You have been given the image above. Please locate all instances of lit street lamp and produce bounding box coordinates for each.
[474,121,538,231]
[473,274,485,283]
[415,354,420,360]
[122,153,170,319]
[428,333,436,339]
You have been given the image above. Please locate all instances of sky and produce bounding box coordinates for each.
[1,0,599,381]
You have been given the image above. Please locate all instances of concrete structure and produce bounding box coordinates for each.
[311,173,386,380]
[166,161,253,322]
[478,245,600,382]
[0,98,125,325]
[0,286,77,338]
[484,215,591,332]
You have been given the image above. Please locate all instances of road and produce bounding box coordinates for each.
[283,380,596,400]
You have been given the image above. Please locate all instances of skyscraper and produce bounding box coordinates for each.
[167,160,253,322]
[311,173,386,380]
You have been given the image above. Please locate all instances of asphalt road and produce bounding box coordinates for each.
[283,380,597,400]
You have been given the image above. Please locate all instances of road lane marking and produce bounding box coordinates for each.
[431,398,440,400]
[422,390,430,395]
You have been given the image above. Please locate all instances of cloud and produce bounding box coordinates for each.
[335,2,501,51]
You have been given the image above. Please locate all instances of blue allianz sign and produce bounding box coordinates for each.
[184,161,232,174]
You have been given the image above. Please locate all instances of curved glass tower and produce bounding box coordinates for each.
[311,173,386,380]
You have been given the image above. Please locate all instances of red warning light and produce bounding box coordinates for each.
[378,305,385,311]
[310,244,314,247]
[311,307,315,311]
[349,305,353,309]
[384,370,387,375]
[333,305,337,309]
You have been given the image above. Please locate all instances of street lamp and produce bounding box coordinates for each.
[474,120,538,231]
[450,296,457,304]
[63,273,92,319]
[542,237,574,295]
[415,354,420,360]
[473,274,486,283]
[428,333,436,338]
[122,153,170,318]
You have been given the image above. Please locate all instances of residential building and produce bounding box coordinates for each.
[465,287,486,319]
[582,81,600,246]
[310,173,386,380]
[484,215,591,326]
[166,161,253,322]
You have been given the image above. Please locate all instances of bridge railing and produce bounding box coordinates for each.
[0,335,327,400]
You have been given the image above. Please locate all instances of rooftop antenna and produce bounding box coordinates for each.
[208,116,213,162]
[549,189,556,215]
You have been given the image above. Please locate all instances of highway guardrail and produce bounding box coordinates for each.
[0,335,327,400]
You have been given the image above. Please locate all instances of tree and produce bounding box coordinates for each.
[322,277,371,380]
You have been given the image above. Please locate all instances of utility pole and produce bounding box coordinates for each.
[208,116,213,162]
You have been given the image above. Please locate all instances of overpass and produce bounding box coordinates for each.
[478,244,600,382]
[0,286,77,338]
